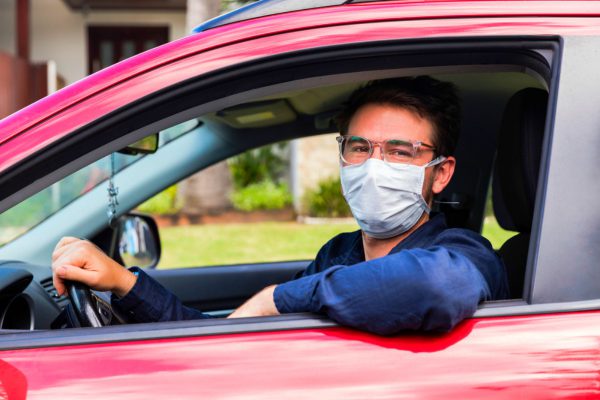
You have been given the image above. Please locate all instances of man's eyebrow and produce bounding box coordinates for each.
[386,139,411,144]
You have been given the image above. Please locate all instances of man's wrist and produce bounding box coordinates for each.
[228,285,280,318]
[259,285,280,316]
[113,268,138,298]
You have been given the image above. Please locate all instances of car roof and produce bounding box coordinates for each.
[193,0,598,33]
[194,0,419,33]
[194,0,347,33]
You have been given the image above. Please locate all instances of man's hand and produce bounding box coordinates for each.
[228,285,280,319]
[51,236,137,298]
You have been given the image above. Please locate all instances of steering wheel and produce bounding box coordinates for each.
[65,281,126,327]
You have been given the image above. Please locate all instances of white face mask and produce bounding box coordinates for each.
[340,157,446,239]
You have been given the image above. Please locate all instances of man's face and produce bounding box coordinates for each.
[346,103,450,203]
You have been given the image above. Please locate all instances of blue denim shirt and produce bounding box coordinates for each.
[113,213,508,335]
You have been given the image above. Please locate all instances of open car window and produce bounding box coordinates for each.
[133,69,547,286]
[65,68,549,306]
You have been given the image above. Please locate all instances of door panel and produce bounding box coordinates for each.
[146,260,309,311]
[3,311,600,398]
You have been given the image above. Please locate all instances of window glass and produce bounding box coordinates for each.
[121,40,136,60]
[99,40,114,69]
[0,120,198,246]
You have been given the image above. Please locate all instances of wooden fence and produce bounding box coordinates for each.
[0,51,47,119]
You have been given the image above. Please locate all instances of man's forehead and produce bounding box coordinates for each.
[347,103,434,142]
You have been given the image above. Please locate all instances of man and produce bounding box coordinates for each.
[52,76,508,335]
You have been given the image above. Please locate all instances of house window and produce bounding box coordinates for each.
[87,26,169,74]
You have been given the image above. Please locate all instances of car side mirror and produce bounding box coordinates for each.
[118,133,159,155]
[117,213,161,269]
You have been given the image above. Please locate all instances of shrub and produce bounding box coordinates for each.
[231,180,292,211]
[137,185,181,215]
[304,177,352,218]
[228,143,288,189]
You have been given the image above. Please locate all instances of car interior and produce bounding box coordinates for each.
[0,49,552,333]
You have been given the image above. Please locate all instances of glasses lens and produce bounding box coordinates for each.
[383,139,415,163]
[341,136,371,164]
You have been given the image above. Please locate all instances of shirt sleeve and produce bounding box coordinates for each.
[273,236,500,336]
[111,267,213,323]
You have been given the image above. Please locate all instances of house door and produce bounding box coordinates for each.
[87,26,169,74]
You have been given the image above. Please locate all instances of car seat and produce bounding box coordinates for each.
[492,88,548,299]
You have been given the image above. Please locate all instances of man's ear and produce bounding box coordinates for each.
[432,156,456,195]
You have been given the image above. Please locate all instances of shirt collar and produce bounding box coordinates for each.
[333,213,448,266]
[327,231,364,266]
[389,212,447,254]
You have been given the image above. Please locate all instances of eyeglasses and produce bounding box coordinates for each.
[336,135,436,165]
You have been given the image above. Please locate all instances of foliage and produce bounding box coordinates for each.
[137,185,182,215]
[0,167,93,227]
[231,180,292,211]
[303,176,352,218]
[221,0,258,12]
[0,192,51,227]
[228,143,288,189]
[228,142,291,212]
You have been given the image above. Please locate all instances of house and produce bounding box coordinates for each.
[0,0,187,118]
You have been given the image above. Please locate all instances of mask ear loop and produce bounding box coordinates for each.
[420,156,448,214]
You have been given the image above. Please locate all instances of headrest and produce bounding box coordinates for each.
[493,88,548,232]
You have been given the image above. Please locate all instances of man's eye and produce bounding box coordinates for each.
[349,146,369,153]
[388,149,412,156]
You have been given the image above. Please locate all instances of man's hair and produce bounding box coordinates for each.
[336,76,461,157]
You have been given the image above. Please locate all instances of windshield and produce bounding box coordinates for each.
[0,119,199,246]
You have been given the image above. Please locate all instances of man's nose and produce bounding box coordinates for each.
[371,143,385,160]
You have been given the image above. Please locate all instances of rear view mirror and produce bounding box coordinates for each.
[118,134,159,155]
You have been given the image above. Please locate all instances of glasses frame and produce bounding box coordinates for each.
[336,135,437,166]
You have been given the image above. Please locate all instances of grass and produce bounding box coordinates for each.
[157,221,358,269]
[157,217,516,269]
[481,216,518,250]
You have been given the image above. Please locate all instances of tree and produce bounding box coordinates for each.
[179,0,262,216]
[179,0,233,216]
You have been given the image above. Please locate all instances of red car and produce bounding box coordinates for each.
[1,0,600,398]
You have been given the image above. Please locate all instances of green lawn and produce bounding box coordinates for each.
[158,217,515,269]
[481,216,517,250]
[157,221,358,269]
